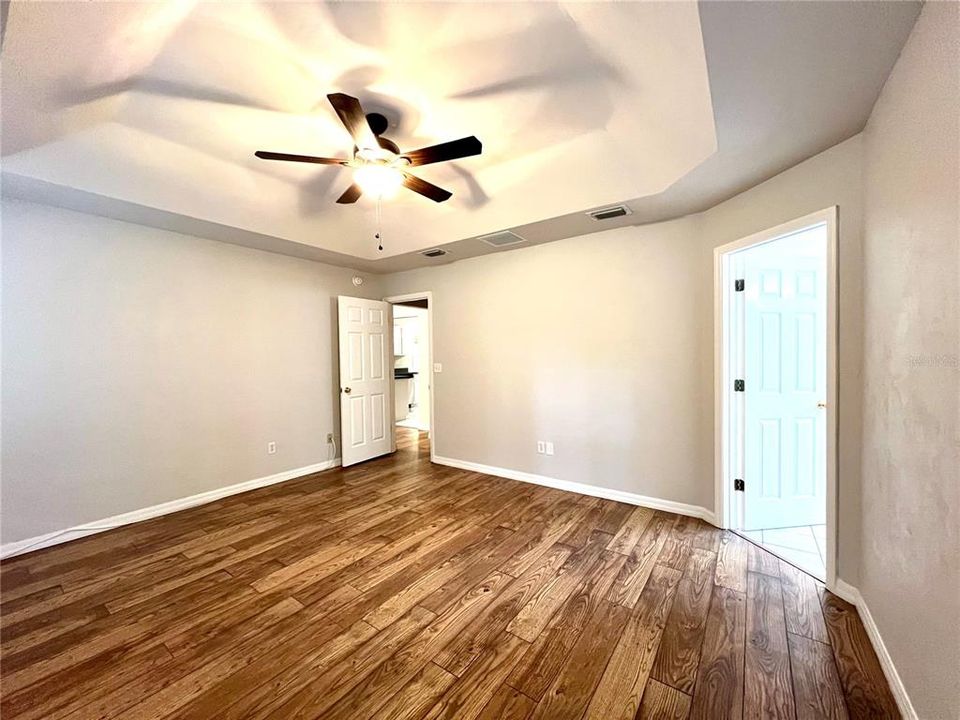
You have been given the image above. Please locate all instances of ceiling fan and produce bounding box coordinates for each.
[255,93,482,204]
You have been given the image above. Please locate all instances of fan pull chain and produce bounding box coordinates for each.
[375,195,383,252]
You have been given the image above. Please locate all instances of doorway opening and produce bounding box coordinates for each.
[385,293,434,462]
[715,208,838,584]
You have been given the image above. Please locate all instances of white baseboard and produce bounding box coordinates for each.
[831,579,917,720]
[829,577,860,605]
[0,458,341,560]
[432,455,716,524]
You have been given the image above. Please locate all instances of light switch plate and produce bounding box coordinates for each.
[545,442,554,456]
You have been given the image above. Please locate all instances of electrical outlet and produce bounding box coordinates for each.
[267,441,277,455]
[536,441,546,454]
[545,442,555,456]
[326,433,334,443]
[433,363,443,373]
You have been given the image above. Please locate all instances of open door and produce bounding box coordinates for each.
[739,227,827,530]
[338,296,393,467]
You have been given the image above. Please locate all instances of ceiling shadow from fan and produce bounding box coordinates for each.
[55,76,279,113]
[451,61,622,101]
[440,15,625,102]
[319,1,390,48]
[296,165,347,216]
[447,162,489,209]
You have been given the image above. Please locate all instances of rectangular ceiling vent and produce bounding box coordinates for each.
[587,205,632,221]
[421,248,447,258]
[479,230,526,248]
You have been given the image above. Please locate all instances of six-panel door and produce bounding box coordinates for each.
[338,296,392,467]
[741,226,827,530]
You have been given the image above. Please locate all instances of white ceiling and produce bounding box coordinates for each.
[1,2,715,260]
[2,1,919,272]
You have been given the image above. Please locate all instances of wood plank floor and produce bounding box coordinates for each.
[0,429,900,719]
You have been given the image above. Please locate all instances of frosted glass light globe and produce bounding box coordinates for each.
[354,165,403,198]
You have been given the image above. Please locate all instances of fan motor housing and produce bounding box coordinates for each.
[366,112,389,136]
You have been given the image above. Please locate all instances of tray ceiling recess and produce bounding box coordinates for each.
[1,1,920,271]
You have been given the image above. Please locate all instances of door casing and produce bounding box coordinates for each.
[713,207,838,587]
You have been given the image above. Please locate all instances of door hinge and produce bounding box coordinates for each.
[734,379,745,392]
[734,478,745,492]
[735,279,745,292]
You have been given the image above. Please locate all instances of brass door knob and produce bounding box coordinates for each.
[344,387,352,394]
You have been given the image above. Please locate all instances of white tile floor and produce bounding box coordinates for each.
[739,524,826,580]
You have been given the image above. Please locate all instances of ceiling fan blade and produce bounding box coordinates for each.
[327,93,379,151]
[336,183,363,204]
[402,136,482,167]
[255,151,347,165]
[402,173,452,203]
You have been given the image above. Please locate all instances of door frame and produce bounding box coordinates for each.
[384,292,436,463]
[713,207,838,587]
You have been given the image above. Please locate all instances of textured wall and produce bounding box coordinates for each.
[860,3,960,717]
[700,136,865,583]
[384,216,711,509]
[383,136,865,582]
[1,200,382,544]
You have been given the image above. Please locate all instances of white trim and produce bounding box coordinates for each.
[433,455,716,523]
[0,458,341,559]
[831,580,918,720]
[713,207,839,589]
[830,578,860,605]
[384,292,436,463]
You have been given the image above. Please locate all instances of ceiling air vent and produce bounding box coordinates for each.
[478,230,526,248]
[587,205,632,221]
[421,248,447,258]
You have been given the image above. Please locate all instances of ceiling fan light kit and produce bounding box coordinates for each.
[354,164,405,199]
[255,93,482,206]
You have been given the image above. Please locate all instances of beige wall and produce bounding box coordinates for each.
[1,129,866,578]
[1,12,956,710]
[383,136,865,583]
[386,216,709,508]
[859,3,960,717]
[1,199,382,544]
[699,135,864,584]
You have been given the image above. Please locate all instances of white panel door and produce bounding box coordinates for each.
[338,296,392,467]
[741,227,827,530]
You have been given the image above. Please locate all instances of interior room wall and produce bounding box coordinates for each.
[383,134,864,579]
[700,135,864,585]
[859,3,959,717]
[385,216,710,509]
[1,199,383,546]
